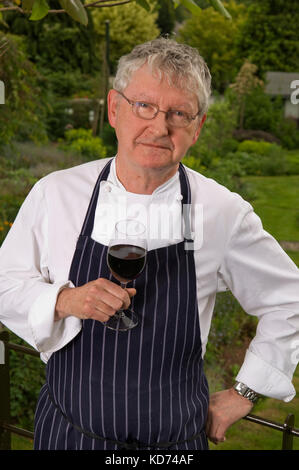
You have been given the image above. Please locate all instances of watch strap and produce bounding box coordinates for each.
[233,382,260,403]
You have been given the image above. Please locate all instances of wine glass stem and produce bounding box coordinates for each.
[119,282,128,314]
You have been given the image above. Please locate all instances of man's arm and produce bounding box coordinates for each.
[218,206,299,402]
[209,205,299,443]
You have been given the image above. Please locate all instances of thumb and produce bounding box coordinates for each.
[126,288,137,298]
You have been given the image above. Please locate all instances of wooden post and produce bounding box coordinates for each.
[282,413,295,450]
[0,330,11,450]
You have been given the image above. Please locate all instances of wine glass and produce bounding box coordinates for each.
[105,219,147,331]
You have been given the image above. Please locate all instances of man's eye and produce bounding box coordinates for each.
[172,110,187,118]
[136,102,150,109]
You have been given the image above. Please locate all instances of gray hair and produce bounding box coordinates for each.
[113,38,212,118]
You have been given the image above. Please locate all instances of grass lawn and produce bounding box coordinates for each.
[12,434,33,450]
[286,251,299,267]
[242,175,299,242]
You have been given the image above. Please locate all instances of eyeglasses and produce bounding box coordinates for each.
[115,90,200,128]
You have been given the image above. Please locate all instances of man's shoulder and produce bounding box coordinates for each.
[183,164,251,212]
[37,157,113,190]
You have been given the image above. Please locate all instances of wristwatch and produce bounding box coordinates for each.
[233,382,260,404]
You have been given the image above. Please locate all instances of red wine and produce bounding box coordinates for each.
[108,244,146,282]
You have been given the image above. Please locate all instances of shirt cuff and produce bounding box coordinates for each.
[235,349,296,402]
[28,281,82,361]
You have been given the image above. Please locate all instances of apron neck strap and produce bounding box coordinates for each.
[80,159,192,243]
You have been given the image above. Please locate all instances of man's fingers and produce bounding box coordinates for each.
[55,278,137,322]
[205,413,226,445]
[89,279,137,317]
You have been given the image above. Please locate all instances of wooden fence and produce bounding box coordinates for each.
[1,329,299,450]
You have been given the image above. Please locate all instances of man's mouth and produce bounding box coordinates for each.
[136,141,173,151]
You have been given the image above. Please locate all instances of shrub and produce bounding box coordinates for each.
[237,140,280,155]
[61,128,107,160]
[236,140,287,175]
[1,328,45,431]
[190,98,238,166]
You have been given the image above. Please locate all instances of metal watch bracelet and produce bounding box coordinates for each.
[233,381,260,404]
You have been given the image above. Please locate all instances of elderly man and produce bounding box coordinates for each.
[0,38,298,451]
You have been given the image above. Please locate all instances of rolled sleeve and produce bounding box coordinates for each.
[236,349,296,402]
[28,280,81,359]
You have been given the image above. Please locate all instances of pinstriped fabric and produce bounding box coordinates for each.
[34,159,209,450]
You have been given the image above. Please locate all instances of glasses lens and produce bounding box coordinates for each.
[168,111,191,128]
[133,102,157,120]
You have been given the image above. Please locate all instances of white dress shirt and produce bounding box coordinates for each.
[0,157,298,402]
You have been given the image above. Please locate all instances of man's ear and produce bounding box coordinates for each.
[107,89,119,129]
[192,113,206,145]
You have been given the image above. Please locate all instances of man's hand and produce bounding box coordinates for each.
[54,278,136,323]
[205,388,253,445]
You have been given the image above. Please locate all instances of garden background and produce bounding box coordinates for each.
[0,0,298,450]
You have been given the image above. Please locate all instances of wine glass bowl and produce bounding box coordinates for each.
[105,219,147,331]
[107,244,146,284]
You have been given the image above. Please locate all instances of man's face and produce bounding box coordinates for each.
[108,65,205,174]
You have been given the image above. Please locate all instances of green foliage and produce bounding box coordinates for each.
[177,1,247,92]
[30,0,50,21]
[205,291,257,365]
[273,119,299,151]
[58,0,88,26]
[236,0,299,75]
[2,5,100,75]
[237,140,279,156]
[215,140,289,178]
[61,128,107,160]
[2,328,45,431]
[241,86,283,133]
[285,150,299,175]
[100,122,118,156]
[0,155,38,244]
[92,1,160,74]
[183,98,247,192]
[187,98,238,166]
[0,32,48,147]
[228,83,299,150]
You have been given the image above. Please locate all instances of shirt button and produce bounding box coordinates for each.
[176,194,183,201]
[105,185,112,192]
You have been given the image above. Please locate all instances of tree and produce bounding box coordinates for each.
[92,1,160,74]
[229,60,263,129]
[236,0,299,75]
[156,0,175,35]
[2,4,100,74]
[177,0,246,93]
[0,0,231,26]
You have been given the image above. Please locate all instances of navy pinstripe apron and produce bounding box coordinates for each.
[34,159,209,450]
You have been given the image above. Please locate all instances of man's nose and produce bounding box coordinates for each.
[148,110,170,135]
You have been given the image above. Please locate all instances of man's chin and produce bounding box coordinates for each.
[137,145,173,163]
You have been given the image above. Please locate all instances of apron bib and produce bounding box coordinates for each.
[34,159,209,450]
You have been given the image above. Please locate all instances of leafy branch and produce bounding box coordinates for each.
[0,0,231,26]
